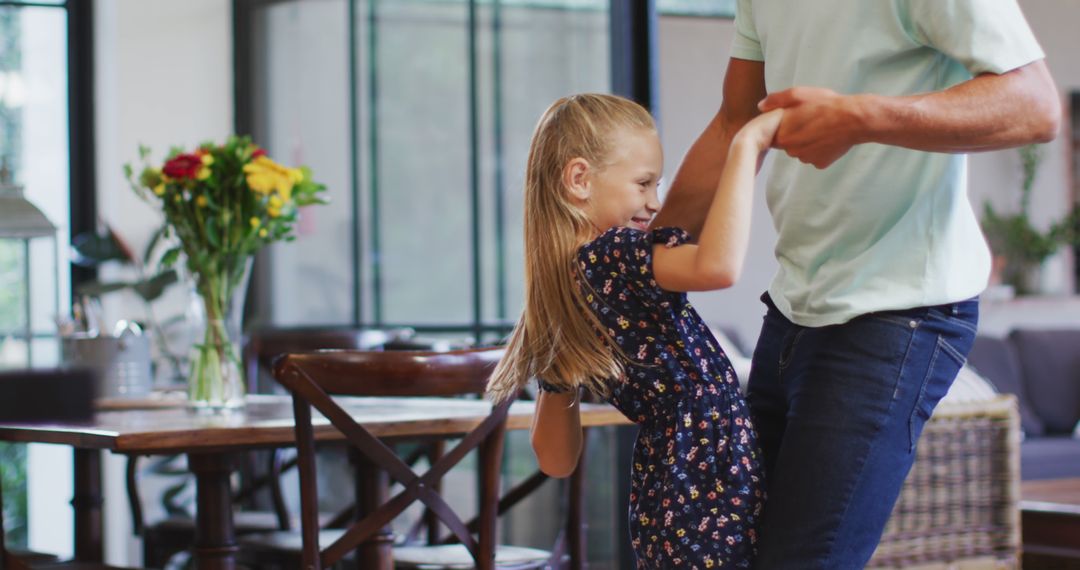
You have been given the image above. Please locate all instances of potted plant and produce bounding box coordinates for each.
[981,144,1066,296]
[70,224,187,383]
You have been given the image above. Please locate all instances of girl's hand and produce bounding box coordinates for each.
[733,109,784,154]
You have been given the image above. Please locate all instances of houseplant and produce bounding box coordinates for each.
[980,144,1067,295]
[126,136,326,411]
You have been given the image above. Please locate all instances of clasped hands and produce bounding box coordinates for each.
[758,87,868,169]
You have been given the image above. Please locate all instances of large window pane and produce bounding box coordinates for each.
[251,0,352,326]
[658,0,735,17]
[0,5,68,367]
[0,4,69,553]
[492,1,609,327]
[367,0,473,325]
[252,0,610,335]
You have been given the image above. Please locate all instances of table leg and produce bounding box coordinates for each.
[72,448,103,563]
[352,451,394,570]
[188,452,239,570]
[569,433,588,570]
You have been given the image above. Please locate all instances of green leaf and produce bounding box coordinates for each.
[75,280,131,297]
[160,246,182,268]
[132,270,179,302]
[205,216,221,248]
[71,232,128,267]
[143,225,168,265]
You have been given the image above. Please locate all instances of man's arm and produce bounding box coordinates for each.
[650,58,767,239]
[759,60,1061,169]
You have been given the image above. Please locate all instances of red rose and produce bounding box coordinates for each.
[162,153,203,180]
[251,148,267,158]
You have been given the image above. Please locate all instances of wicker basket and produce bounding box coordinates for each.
[867,395,1021,570]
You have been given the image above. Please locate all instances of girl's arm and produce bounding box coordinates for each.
[652,109,782,292]
[529,389,582,478]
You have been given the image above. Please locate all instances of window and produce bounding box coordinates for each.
[0,0,81,550]
[242,0,610,343]
[0,2,69,368]
[658,0,735,18]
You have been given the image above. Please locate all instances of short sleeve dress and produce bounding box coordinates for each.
[575,226,765,569]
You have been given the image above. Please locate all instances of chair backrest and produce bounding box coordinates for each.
[0,369,97,570]
[274,347,511,570]
[243,326,409,394]
[275,347,504,398]
[0,368,96,423]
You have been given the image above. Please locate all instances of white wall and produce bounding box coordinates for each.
[94,0,234,324]
[657,2,1080,347]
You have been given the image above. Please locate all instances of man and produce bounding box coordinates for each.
[651,0,1060,567]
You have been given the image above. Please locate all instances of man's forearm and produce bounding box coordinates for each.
[653,57,766,238]
[857,60,1061,152]
[651,113,745,239]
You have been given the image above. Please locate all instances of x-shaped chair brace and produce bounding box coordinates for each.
[285,366,512,569]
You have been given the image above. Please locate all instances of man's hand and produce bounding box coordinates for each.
[758,87,866,169]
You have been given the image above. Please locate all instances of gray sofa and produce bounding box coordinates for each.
[967,328,1080,480]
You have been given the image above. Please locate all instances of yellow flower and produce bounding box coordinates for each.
[259,228,268,238]
[200,153,214,166]
[153,184,165,196]
[197,166,211,181]
[196,195,208,207]
[243,155,302,199]
[250,217,260,228]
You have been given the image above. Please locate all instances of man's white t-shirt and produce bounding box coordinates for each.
[731,0,1045,327]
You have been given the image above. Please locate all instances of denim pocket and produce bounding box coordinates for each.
[907,335,967,451]
[926,306,979,336]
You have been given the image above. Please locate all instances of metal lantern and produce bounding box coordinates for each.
[0,161,59,367]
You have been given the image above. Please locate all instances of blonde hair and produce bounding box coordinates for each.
[486,93,656,402]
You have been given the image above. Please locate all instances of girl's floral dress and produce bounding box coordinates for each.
[576,226,765,569]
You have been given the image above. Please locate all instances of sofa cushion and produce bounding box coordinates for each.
[968,335,1046,436]
[1009,328,1080,435]
[1020,435,1080,480]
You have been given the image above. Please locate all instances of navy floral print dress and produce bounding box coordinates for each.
[576,226,764,569]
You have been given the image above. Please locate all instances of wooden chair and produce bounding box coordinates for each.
[0,369,143,570]
[244,326,411,394]
[132,327,408,567]
[240,347,551,570]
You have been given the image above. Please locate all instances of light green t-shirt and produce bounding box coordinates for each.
[731,0,1045,327]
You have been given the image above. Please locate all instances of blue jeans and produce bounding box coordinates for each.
[747,293,978,569]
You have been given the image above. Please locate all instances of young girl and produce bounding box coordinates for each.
[487,93,781,568]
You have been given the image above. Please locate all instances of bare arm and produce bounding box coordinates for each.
[649,58,767,238]
[652,111,782,292]
[529,390,582,478]
[760,60,1061,169]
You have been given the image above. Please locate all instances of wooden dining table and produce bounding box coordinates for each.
[0,394,631,569]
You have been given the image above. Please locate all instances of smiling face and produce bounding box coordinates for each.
[574,127,663,234]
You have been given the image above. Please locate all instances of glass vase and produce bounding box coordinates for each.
[187,257,253,412]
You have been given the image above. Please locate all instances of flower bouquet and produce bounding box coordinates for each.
[126,136,326,411]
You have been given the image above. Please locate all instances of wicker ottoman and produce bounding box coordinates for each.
[868,396,1021,569]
